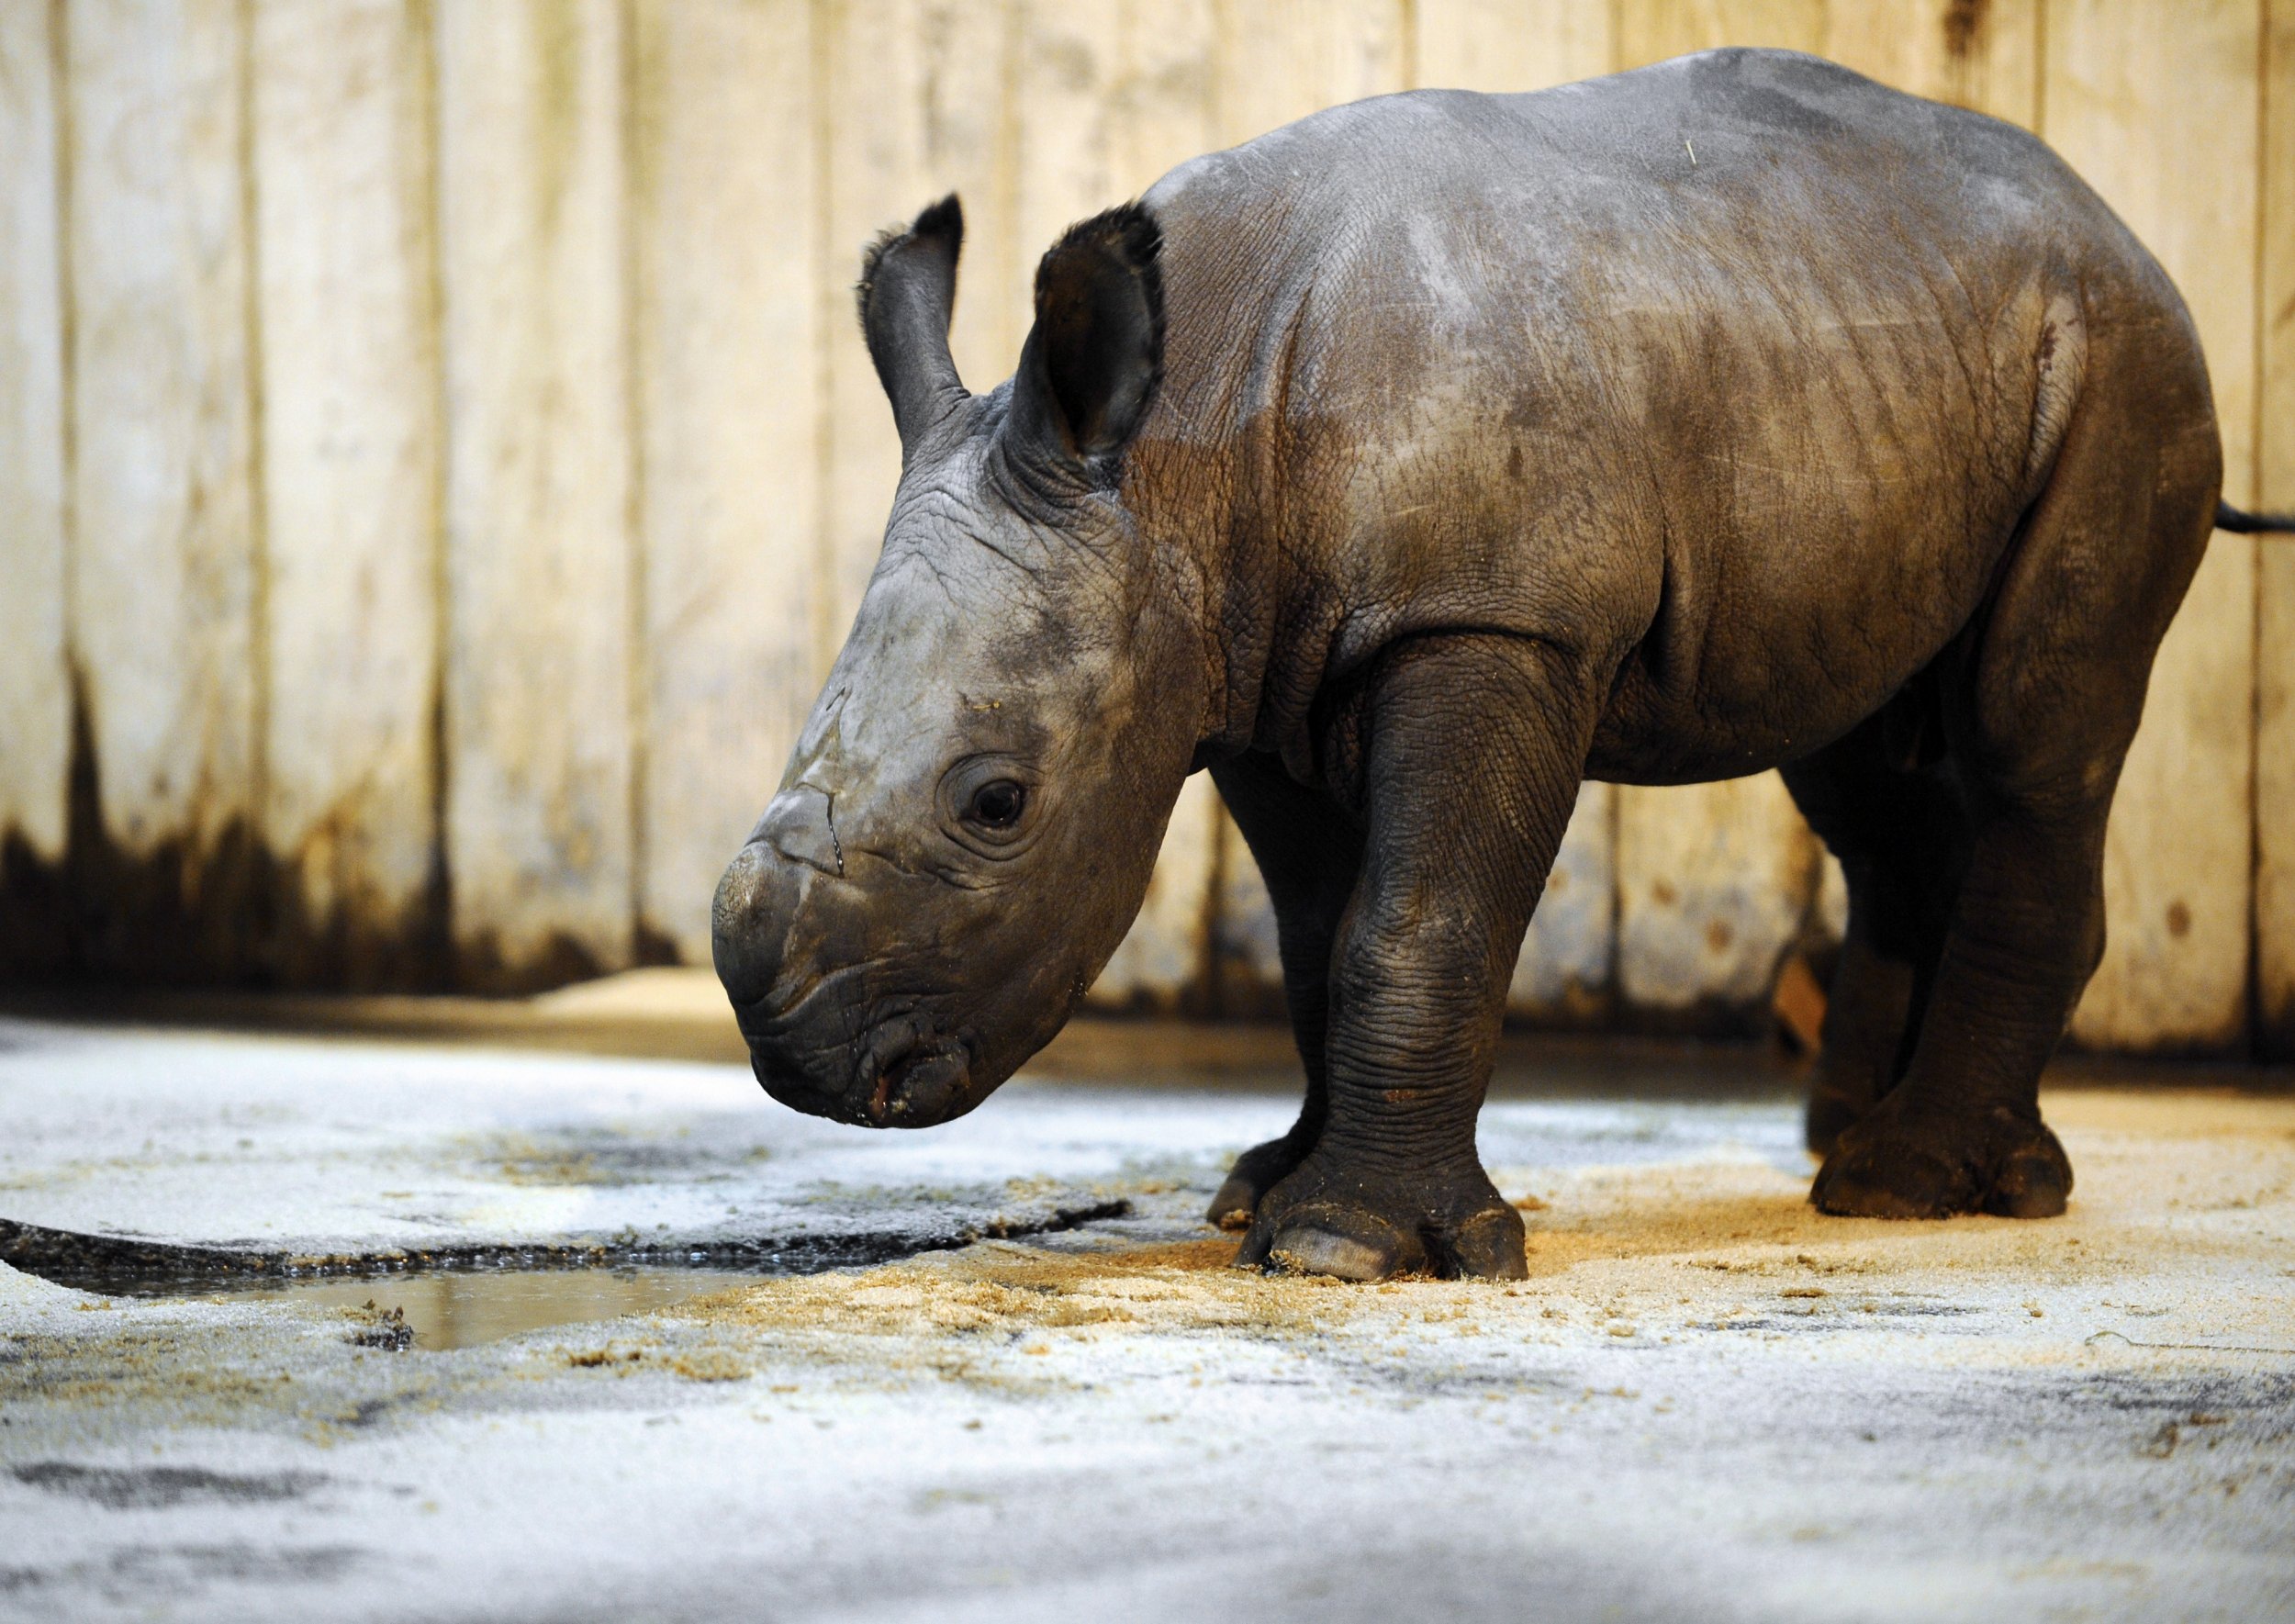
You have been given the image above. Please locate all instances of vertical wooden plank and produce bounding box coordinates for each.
[1509,783,1614,1022]
[1092,0,1222,1011]
[435,0,634,986]
[1822,0,2042,127]
[631,0,822,964]
[1616,775,1824,1022]
[816,0,923,689]
[252,0,440,981]
[1012,0,1116,392]
[1089,773,1220,1013]
[919,1,1019,403]
[2053,0,2259,1051]
[1412,2,1618,1019]
[0,0,70,865]
[1611,0,1827,70]
[1012,0,1114,319]
[2254,0,2295,1056]
[1108,0,1215,193]
[1212,0,1406,146]
[1213,806,1287,1014]
[1410,0,1613,93]
[1608,0,1829,1025]
[1196,1,1408,1013]
[1005,0,1211,1012]
[1097,0,1224,1012]
[65,0,260,863]
[816,0,1015,665]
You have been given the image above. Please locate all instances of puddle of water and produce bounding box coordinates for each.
[8,1201,1133,1350]
[97,1267,763,1351]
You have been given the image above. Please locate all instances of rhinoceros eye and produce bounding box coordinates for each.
[968,779,1026,830]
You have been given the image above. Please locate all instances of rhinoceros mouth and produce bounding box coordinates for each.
[860,1028,976,1128]
[744,1012,979,1130]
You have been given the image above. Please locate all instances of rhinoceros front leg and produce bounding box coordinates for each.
[1202,753,1365,1228]
[1235,633,1599,1281]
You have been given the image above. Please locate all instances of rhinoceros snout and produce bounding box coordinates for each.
[711,837,801,1015]
[711,836,847,1109]
[711,830,982,1129]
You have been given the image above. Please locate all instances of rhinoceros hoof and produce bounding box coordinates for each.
[1812,1101,2072,1220]
[1205,1133,1315,1230]
[1233,1157,1528,1281]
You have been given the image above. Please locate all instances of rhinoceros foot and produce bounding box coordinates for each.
[1232,1155,1528,1282]
[1812,1099,2072,1221]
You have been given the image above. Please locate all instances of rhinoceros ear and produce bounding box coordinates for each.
[857,195,968,454]
[1008,203,1164,480]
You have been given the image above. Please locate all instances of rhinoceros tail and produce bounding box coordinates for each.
[2217,501,2295,534]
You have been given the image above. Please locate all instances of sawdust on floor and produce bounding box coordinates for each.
[670,1088,2295,1373]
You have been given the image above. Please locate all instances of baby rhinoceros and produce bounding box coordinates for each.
[714,48,2292,1281]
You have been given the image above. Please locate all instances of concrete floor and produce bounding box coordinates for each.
[1,985,2290,1622]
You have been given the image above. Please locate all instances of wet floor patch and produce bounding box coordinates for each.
[0,1197,1130,1299]
[2,1194,1136,1350]
[80,1265,776,1351]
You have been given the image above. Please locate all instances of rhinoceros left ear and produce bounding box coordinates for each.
[1008,203,1164,480]
[858,194,968,455]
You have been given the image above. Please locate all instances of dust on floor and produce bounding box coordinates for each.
[665,1087,2292,1371]
[0,1020,2289,1624]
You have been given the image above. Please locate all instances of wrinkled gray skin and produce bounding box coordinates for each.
[717,49,2256,1281]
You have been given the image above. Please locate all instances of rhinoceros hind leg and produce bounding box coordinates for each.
[1814,331,2217,1221]
[1780,696,1970,1159]
[1813,1098,2072,1218]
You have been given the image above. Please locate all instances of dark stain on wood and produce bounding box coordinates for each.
[1942,0,1989,62]
[0,672,627,994]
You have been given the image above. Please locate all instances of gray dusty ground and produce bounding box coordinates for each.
[1,994,2290,1623]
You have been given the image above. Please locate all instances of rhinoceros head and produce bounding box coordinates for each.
[712,196,1203,1127]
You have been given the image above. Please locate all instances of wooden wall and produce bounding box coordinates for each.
[0,0,2288,1054]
